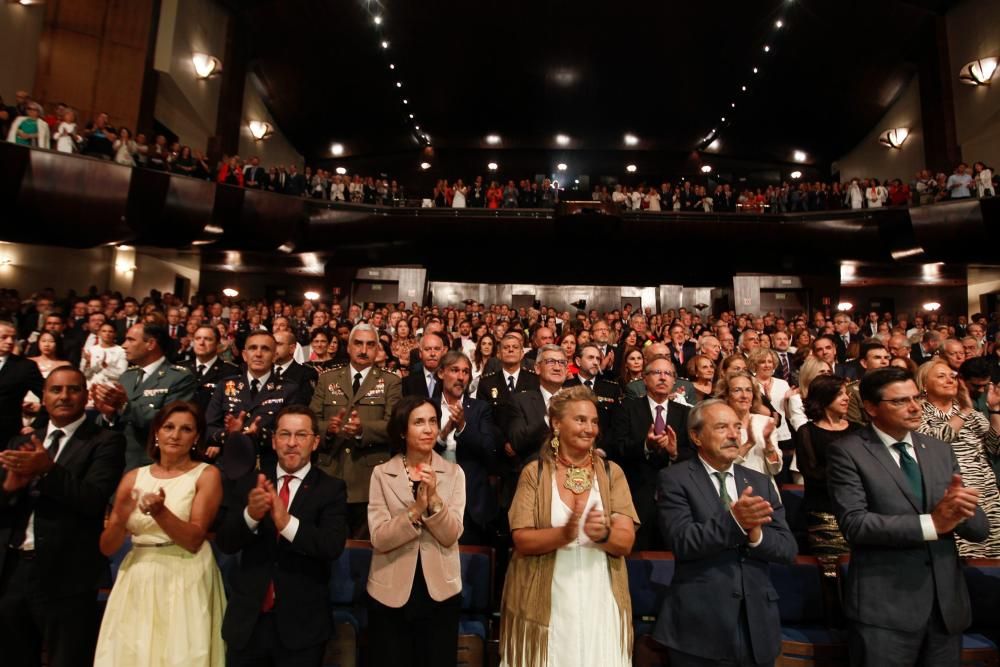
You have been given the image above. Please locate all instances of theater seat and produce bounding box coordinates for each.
[98,536,133,603]
[326,540,373,667]
[961,559,1000,666]
[779,484,807,548]
[626,551,674,667]
[458,545,494,667]
[769,555,846,666]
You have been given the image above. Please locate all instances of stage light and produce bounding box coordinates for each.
[330,142,344,155]
[959,58,998,86]
[626,164,637,173]
[248,121,271,140]
[878,128,910,149]
[555,134,570,146]
[192,53,221,79]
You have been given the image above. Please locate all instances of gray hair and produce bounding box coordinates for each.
[439,350,471,370]
[535,343,565,361]
[348,322,376,346]
[688,398,728,437]
[643,355,674,375]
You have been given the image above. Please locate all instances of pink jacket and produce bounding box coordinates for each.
[366,452,465,607]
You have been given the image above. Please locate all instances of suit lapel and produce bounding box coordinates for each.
[287,467,315,515]
[385,455,416,506]
[688,459,725,514]
[54,421,95,468]
[860,427,921,512]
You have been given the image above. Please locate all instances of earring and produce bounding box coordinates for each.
[154,439,160,448]
[550,432,560,455]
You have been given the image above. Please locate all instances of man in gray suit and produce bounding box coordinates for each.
[828,367,988,667]
[654,399,797,666]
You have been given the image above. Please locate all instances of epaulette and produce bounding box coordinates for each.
[126,365,140,371]
[172,365,189,371]
[524,367,538,375]
[318,362,348,377]
[481,371,498,378]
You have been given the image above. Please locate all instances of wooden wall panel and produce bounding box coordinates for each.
[95,42,146,126]
[51,0,108,37]
[38,29,100,119]
[105,0,153,50]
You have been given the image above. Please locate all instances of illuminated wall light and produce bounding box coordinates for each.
[487,162,498,171]
[707,139,721,151]
[625,164,637,173]
[923,302,941,311]
[192,52,221,79]
[557,163,567,171]
[753,67,759,74]
[381,40,389,49]
[420,162,431,170]
[701,165,713,174]
[248,120,272,140]
[959,57,998,86]
[115,260,137,273]
[373,15,382,25]
[624,133,639,146]
[837,302,853,312]
[763,45,771,53]
[878,127,910,149]
[485,134,501,145]
[555,134,570,146]
[790,170,803,179]
[330,142,344,155]
[389,63,395,70]
[222,288,239,298]
[335,167,347,175]
[304,291,320,301]
[775,19,784,28]
[793,150,807,162]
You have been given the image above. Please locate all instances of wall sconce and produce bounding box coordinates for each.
[222,288,239,298]
[959,57,998,86]
[837,302,853,312]
[923,302,941,312]
[192,53,222,79]
[879,127,910,149]
[790,170,802,179]
[248,121,272,141]
[304,291,320,301]
[115,260,137,273]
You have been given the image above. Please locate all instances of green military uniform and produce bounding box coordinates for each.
[310,364,402,503]
[115,360,197,470]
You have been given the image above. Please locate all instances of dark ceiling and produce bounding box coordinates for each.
[234,0,956,169]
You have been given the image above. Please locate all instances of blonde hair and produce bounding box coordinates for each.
[798,356,831,399]
[713,370,764,413]
[915,358,952,393]
[542,385,598,461]
[747,347,779,374]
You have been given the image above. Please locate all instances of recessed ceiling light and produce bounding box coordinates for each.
[414,125,420,130]
[420,162,431,170]
[486,134,501,145]
[331,143,344,156]
[335,167,347,175]
[408,113,414,118]
[763,45,771,53]
[731,102,736,108]
[574,179,580,184]
[624,133,639,146]
[396,81,402,88]
[701,165,713,173]
[741,85,747,91]
[487,162,498,171]
[373,15,382,25]
[793,150,807,162]
[790,170,802,179]
[402,99,408,104]
[381,40,389,49]
[557,163,567,171]
[626,164,637,173]
[775,19,783,28]
[555,134,570,146]
[753,67,759,74]
[389,63,395,70]
[721,116,726,122]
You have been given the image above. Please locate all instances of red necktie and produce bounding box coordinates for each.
[260,475,294,612]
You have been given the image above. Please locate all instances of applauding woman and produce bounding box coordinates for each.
[500,385,638,667]
[367,396,466,666]
[95,401,225,666]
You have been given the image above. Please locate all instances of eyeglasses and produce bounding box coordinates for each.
[879,396,921,408]
[645,369,676,378]
[539,358,568,367]
[275,430,316,443]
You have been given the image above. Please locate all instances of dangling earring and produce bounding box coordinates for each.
[550,432,560,456]
[154,439,160,448]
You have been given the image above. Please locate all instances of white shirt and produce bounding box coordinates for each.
[349,364,372,390]
[0,355,7,373]
[697,455,763,548]
[247,370,271,389]
[437,397,466,458]
[503,369,520,390]
[243,462,311,542]
[139,356,166,382]
[870,424,938,541]
[195,356,220,375]
[274,359,294,378]
[21,415,87,550]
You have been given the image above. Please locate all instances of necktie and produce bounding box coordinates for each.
[654,405,666,435]
[274,366,283,381]
[261,475,295,612]
[712,471,733,509]
[779,352,790,379]
[48,429,66,461]
[892,443,924,508]
[250,379,260,400]
[584,379,594,391]
[507,375,515,392]
[197,364,206,378]
[427,373,436,396]
[133,368,145,390]
[352,372,362,395]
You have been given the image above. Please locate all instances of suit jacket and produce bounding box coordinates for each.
[668,341,698,377]
[367,453,465,607]
[114,317,139,345]
[284,173,306,197]
[609,397,693,534]
[215,466,347,650]
[182,358,241,415]
[0,355,44,446]
[773,349,798,383]
[835,334,859,364]
[243,165,267,189]
[911,342,936,364]
[205,373,301,478]
[475,368,539,435]
[111,361,196,470]
[310,365,402,503]
[827,426,989,634]
[507,390,549,459]
[277,361,319,406]
[562,375,621,444]
[445,396,499,531]
[653,458,797,663]
[0,421,125,597]
[402,367,444,401]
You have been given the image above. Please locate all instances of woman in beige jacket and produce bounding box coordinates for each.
[367,395,466,666]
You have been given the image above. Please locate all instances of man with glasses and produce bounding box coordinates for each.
[610,356,693,550]
[216,405,347,667]
[828,367,987,667]
[507,344,567,462]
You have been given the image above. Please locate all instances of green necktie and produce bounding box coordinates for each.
[712,471,733,509]
[893,442,924,509]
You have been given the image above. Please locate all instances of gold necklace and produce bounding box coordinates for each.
[556,449,594,495]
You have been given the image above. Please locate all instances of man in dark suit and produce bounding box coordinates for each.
[0,322,44,447]
[215,405,348,667]
[833,312,859,364]
[243,156,268,190]
[654,398,797,666]
[0,366,126,667]
[206,330,301,479]
[563,342,621,444]
[284,165,306,196]
[435,351,499,545]
[508,344,567,462]
[113,298,140,344]
[273,330,319,405]
[771,331,797,384]
[666,323,697,379]
[813,334,859,381]
[828,367,988,667]
[181,325,240,416]
[610,356,693,550]
[911,330,941,364]
[402,331,446,400]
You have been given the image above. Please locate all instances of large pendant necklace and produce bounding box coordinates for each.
[557,450,594,495]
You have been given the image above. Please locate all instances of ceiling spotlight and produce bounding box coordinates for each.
[389,63,395,70]
[192,52,222,79]
[335,167,347,175]
[396,81,402,88]
[381,40,389,49]
[775,19,784,28]
[731,102,736,108]
[708,139,721,151]
[557,163,567,171]
[222,288,239,298]
[247,120,272,140]
[741,85,747,92]
[408,113,414,118]
[414,125,420,130]
[485,134,501,145]
[790,170,802,179]
[793,150,807,162]
[555,134,570,146]
[487,162,498,171]
[763,45,771,53]
[837,302,853,312]
[304,291,320,301]
[574,179,580,184]
[402,99,408,104]
[624,133,639,146]
[879,127,910,149]
[923,302,941,311]
[701,165,713,173]
[420,162,431,170]
[959,57,998,85]
[330,142,344,155]
[373,15,382,25]
[753,67,759,74]
[721,116,726,122]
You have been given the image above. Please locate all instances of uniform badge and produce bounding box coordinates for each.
[265,382,275,392]
[329,383,346,396]
[224,380,237,397]
[490,387,499,399]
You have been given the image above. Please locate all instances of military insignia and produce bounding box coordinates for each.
[490,387,499,399]
[266,382,275,392]
[143,388,169,396]
[224,380,237,397]
[237,382,245,391]
[329,383,346,396]
[158,369,166,377]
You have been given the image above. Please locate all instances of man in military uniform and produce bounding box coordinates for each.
[181,325,240,418]
[563,342,621,447]
[310,323,401,538]
[91,322,197,470]
[206,330,301,479]
[476,332,539,436]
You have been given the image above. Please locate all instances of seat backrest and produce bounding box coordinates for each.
[330,541,373,606]
[770,557,825,625]
[963,559,1000,632]
[459,546,494,614]
[627,552,676,620]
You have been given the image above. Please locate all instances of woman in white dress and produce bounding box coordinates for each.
[113,127,137,166]
[452,179,467,207]
[716,370,782,487]
[95,401,225,667]
[81,322,128,407]
[52,108,78,153]
[646,188,661,211]
[500,386,638,667]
